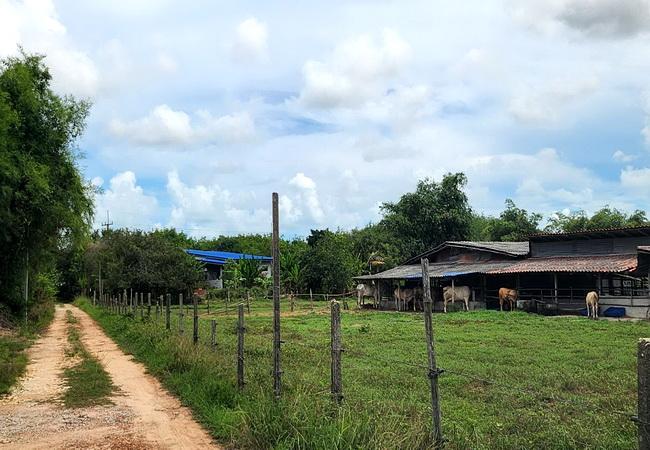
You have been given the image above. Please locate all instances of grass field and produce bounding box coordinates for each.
[77,296,650,449]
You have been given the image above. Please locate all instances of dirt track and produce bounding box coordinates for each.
[0,304,220,449]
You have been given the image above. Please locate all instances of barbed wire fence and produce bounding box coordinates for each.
[90,192,649,447]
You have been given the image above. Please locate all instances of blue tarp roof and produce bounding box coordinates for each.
[185,249,272,266]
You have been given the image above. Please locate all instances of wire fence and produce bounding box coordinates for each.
[91,288,647,445]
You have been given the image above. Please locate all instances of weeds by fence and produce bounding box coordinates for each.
[92,282,647,447]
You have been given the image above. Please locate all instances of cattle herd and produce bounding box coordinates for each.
[356,283,602,318]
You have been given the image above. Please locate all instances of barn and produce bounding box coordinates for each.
[355,226,650,317]
[185,249,272,289]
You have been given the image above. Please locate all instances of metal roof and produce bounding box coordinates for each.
[404,241,529,264]
[185,249,272,266]
[639,246,650,254]
[355,260,516,280]
[529,225,650,242]
[488,254,638,274]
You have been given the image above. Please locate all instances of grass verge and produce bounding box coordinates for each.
[76,296,650,449]
[0,300,54,395]
[62,310,115,407]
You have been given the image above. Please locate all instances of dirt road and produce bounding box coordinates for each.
[0,304,220,449]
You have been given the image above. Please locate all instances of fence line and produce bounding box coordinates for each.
[94,289,645,445]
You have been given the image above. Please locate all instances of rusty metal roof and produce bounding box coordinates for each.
[487,254,638,274]
[355,260,516,280]
[404,241,529,264]
[529,225,650,241]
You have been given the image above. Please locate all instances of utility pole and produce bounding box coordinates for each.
[101,210,113,233]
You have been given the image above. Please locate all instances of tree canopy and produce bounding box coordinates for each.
[380,173,472,258]
[545,207,648,233]
[0,52,93,313]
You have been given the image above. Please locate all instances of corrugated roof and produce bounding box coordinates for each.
[529,225,650,241]
[355,260,516,280]
[639,246,650,254]
[404,241,529,264]
[488,254,638,274]
[186,249,272,265]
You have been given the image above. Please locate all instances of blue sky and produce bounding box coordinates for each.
[2,0,649,237]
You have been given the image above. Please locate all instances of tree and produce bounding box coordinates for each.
[480,199,542,241]
[0,52,93,313]
[546,206,648,233]
[380,173,472,259]
[83,229,203,295]
[301,230,362,293]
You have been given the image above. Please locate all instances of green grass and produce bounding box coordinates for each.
[0,300,54,395]
[77,296,650,449]
[62,310,115,407]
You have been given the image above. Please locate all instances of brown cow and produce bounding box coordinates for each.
[498,288,518,311]
[586,291,599,319]
[393,287,422,311]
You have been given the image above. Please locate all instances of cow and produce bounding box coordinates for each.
[442,285,471,313]
[356,283,376,307]
[498,288,518,311]
[586,291,599,320]
[393,287,423,311]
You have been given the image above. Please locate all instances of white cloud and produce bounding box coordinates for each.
[613,150,638,162]
[166,171,268,234]
[0,0,99,97]
[94,171,158,229]
[511,0,650,38]
[508,76,599,123]
[231,17,268,63]
[298,29,412,109]
[621,166,650,190]
[289,172,325,223]
[109,105,255,146]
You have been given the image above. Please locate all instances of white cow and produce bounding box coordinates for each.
[442,285,471,313]
[356,283,376,307]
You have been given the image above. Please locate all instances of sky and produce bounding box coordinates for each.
[2,0,650,238]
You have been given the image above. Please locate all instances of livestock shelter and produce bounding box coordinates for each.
[355,226,650,317]
[355,241,529,312]
[185,249,272,289]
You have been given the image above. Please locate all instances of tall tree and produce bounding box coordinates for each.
[0,52,93,313]
[380,173,472,259]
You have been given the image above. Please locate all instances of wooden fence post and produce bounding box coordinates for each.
[147,293,151,318]
[246,290,251,314]
[272,192,282,400]
[638,338,650,449]
[140,293,144,320]
[421,258,443,446]
[330,300,343,404]
[207,293,210,314]
[237,303,245,390]
[193,294,199,344]
[165,294,171,330]
[179,293,184,335]
[156,297,160,321]
[290,293,295,312]
[210,319,217,348]
[310,288,314,310]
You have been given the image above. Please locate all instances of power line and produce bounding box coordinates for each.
[101,210,113,232]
